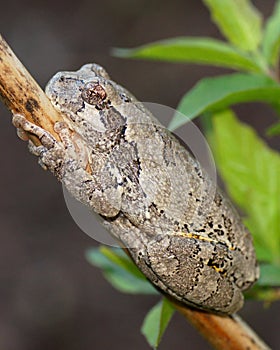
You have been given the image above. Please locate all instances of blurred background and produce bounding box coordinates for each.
[0,0,279,349]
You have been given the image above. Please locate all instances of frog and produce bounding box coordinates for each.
[12,63,259,314]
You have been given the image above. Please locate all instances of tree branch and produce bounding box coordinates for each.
[0,34,64,143]
[0,34,271,350]
[174,302,271,350]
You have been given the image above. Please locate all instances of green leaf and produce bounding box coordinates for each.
[258,263,280,286]
[262,0,280,66]
[99,246,145,279]
[141,299,175,349]
[266,121,280,136]
[210,110,280,263]
[113,37,263,73]
[203,0,263,52]
[168,73,280,131]
[245,283,280,302]
[86,247,158,295]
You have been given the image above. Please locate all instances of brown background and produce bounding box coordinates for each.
[0,0,279,349]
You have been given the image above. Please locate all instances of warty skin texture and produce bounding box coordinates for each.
[13,63,259,314]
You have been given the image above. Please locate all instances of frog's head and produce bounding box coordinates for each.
[45,63,134,132]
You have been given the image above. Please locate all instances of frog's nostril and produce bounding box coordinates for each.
[59,75,65,82]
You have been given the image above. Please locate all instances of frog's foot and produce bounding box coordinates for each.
[12,114,57,148]
[12,114,70,179]
[12,114,89,179]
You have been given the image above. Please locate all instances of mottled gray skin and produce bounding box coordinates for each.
[13,64,259,314]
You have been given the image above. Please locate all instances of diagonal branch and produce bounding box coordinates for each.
[0,34,64,144]
[174,302,270,350]
[0,34,271,350]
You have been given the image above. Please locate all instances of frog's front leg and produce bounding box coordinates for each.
[12,114,123,217]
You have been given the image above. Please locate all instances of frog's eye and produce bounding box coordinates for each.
[81,82,107,105]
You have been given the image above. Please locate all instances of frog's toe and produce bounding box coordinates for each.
[28,141,47,157]
[12,113,57,150]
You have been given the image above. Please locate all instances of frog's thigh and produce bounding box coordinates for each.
[143,235,243,314]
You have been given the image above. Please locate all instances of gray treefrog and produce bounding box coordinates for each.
[12,63,259,314]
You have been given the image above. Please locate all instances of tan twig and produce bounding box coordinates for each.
[0,34,64,143]
[0,34,272,350]
[173,302,271,350]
